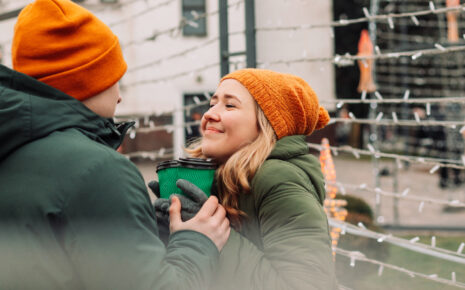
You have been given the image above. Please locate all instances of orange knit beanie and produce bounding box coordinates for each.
[221,69,330,140]
[12,0,127,101]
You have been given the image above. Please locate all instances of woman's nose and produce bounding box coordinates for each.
[203,106,220,121]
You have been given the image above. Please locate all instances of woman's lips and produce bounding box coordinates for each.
[205,127,223,134]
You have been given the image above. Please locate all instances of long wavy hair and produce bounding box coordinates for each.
[187,103,277,229]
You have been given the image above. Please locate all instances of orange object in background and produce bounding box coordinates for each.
[357,29,377,93]
[320,138,338,199]
[320,138,348,257]
[447,0,460,43]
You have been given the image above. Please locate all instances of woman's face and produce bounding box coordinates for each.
[201,79,259,163]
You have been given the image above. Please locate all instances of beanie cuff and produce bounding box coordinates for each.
[222,73,288,139]
[38,38,127,101]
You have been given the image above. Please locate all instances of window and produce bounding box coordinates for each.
[184,93,211,144]
[182,0,207,37]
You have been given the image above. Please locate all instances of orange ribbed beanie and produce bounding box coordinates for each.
[221,69,330,140]
[12,0,127,101]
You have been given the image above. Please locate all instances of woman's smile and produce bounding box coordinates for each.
[204,126,224,134]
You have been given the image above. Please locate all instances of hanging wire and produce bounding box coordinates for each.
[119,0,245,48]
[335,248,465,288]
[121,62,221,88]
[321,96,465,106]
[256,4,465,31]
[329,117,465,128]
[329,219,465,264]
[329,181,465,208]
[308,143,465,170]
[258,44,465,67]
[126,30,244,73]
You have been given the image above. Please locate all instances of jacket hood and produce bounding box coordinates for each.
[268,135,326,204]
[0,65,132,161]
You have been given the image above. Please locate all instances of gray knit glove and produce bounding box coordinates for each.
[149,179,209,225]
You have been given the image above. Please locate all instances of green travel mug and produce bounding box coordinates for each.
[156,158,217,199]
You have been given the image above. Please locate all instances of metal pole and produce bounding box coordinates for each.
[392,160,400,225]
[369,0,381,221]
[219,0,229,76]
[244,0,256,68]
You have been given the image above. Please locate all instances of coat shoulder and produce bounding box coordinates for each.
[254,159,308,187]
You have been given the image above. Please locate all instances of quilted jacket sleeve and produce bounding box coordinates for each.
[211,160,337,290]
[64,152,219,290]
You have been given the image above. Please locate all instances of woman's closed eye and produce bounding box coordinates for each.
[209,103,236,109]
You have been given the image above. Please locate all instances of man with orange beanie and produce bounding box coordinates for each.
[0,0,230,289]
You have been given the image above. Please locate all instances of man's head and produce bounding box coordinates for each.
[12,0,127,117]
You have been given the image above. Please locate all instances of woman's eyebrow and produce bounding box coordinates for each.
[224,94,242,103]
[210,93,242,103]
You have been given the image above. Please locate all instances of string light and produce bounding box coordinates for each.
[330,117,465,128]
[107,0,177,28]
[376,86,465,98]
[126,37,219,70]
[255,4,465,31]
[327,181,465,208]
[89,0,155,14]
[119,0,244,47]
[133,120,201,134]
[458,243,465,255]
[335,248,465,288]
[307,143,465,170]
[124,148,174,161]
[322,96,465,106]
[410,15,420,26]
[116,100,210,119]
[125,30,244,72]
[258,44,465,68]
[121,62,221,88]
[329,219,465,264]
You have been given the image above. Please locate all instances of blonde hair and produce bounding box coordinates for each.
[187,104,277,229]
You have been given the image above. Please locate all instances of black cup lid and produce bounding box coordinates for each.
[178,157,217,169]
[156,160,181,172]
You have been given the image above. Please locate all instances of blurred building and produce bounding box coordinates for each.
[0,0,335,159]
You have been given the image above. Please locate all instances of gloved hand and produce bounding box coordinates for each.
[149,179,209,239]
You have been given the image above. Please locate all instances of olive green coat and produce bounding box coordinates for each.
[211,135,337,290]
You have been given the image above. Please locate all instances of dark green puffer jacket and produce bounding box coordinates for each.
[0,64,218,290]
[211,135,337,290]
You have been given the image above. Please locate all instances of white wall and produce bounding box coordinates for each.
[255,0,335,106]
[0,0,335,157]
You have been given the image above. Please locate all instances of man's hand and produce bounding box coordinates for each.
[170,195,230,251]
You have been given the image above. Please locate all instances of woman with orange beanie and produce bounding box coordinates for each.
[155,68,338,289]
